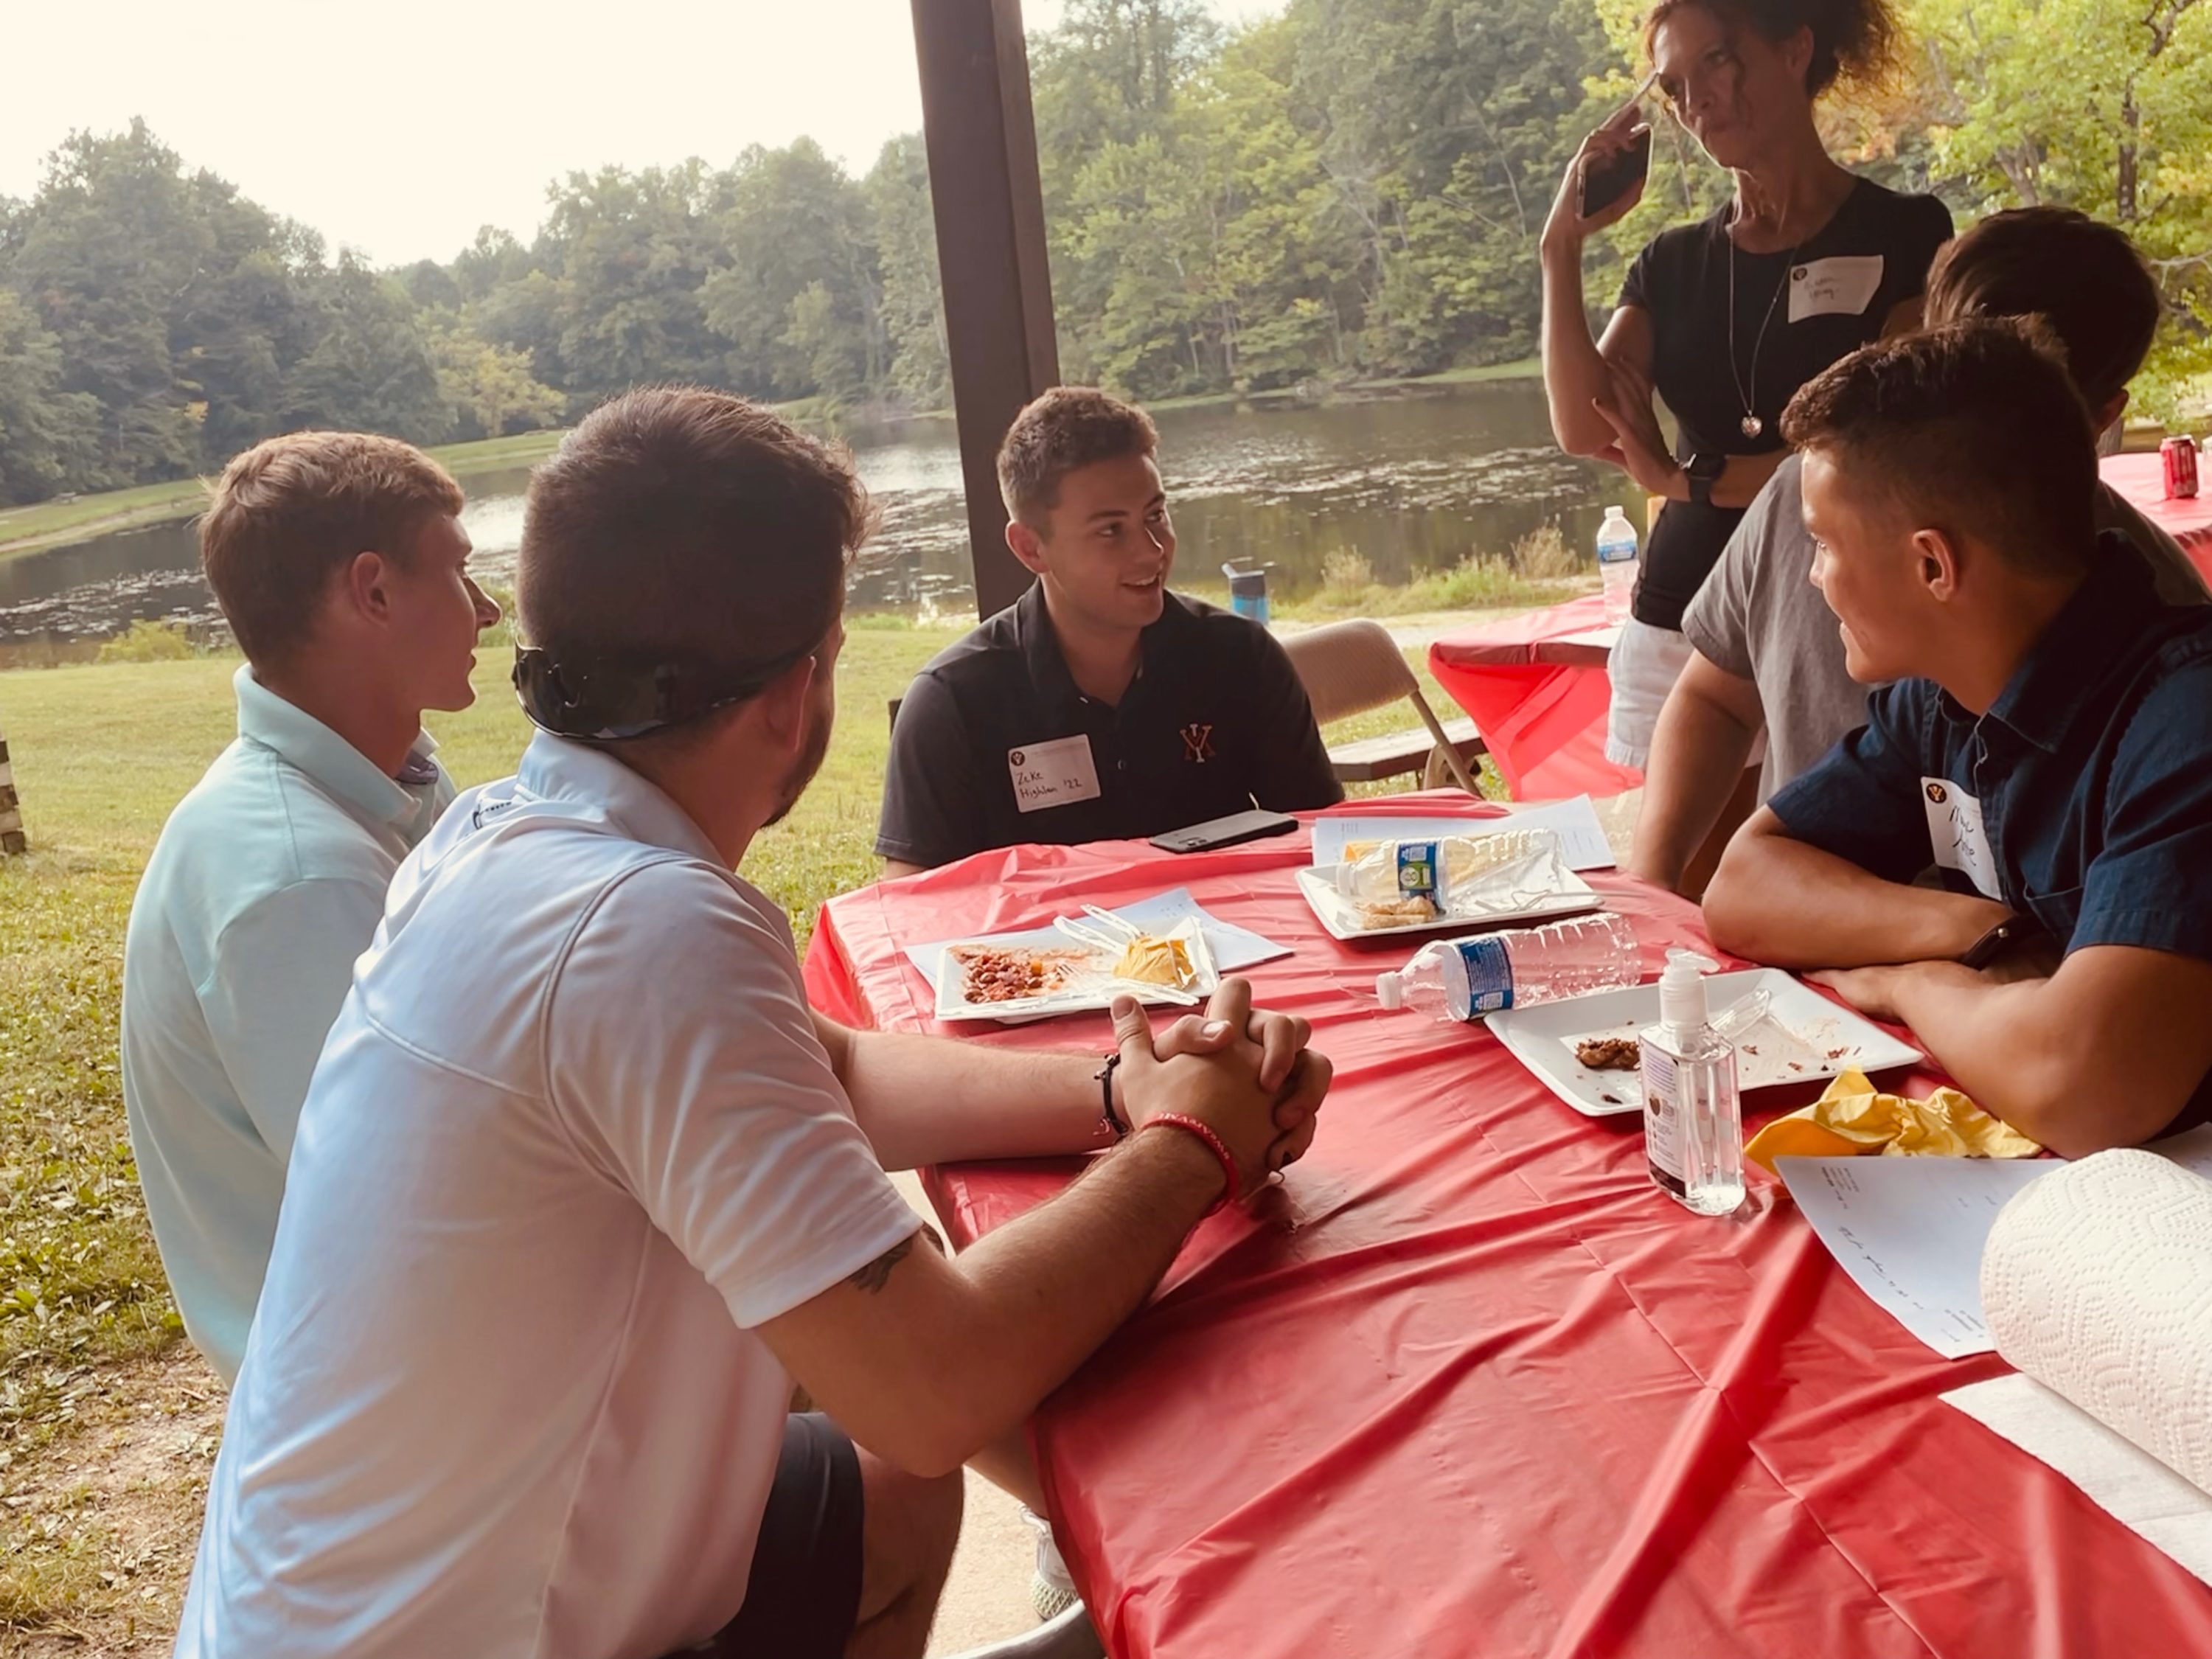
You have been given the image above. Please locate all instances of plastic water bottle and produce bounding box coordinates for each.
[1640,950,1745,1216]
[1596,506,1638,626]
[1375,912,1640,1021]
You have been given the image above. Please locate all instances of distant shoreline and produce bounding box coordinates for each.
[0,364,1546,564]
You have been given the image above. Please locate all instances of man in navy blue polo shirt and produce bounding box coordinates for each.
[876,388,1341,876]
[1704,320,2212,1156]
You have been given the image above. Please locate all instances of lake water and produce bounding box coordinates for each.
[0,380,1628,645]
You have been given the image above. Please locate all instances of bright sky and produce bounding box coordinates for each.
[2,0,1284,268]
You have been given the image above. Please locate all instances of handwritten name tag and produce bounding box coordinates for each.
[1922,778,2002,901]
[1008,735,1102,814]
[1790,254,1885,322]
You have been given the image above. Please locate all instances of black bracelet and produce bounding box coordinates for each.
[1095,1053,1130,1140]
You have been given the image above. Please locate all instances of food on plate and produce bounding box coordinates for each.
[1576,1037,1641,1071]
[1340,829,1557,891]
[951,945,1084,1004]
[1111,934,1194,988]
[1354,894,1441,929]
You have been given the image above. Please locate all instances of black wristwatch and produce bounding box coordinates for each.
[1684,451,1726,508]
[1960,913,2042,970]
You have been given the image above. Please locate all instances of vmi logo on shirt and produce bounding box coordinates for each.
[1180,724,1215,764]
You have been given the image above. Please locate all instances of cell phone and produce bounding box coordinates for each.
[1149,808,1300,855]
[1579,125,1652,219]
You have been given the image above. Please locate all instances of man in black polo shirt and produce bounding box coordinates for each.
[877,388,1341,875]
[1703,320,2212,1157]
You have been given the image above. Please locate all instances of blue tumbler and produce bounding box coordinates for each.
[1222,563,1271,625]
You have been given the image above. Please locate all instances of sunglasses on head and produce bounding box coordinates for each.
[512,641,818,742]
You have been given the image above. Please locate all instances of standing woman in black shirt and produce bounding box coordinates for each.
[1539,0,1951,770]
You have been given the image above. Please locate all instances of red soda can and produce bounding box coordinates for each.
[2163,434,2199,500]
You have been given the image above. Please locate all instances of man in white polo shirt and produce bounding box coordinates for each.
[120,432,500,1382]
[175,389,1331,1659]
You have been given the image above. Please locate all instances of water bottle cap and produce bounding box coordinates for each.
[1603,504,1630,520]
[1376,971,1405,1011]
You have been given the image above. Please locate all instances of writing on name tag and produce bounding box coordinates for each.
[1009,734,1103,813]
[1790,254,1884,322]
[1922,777,2002,900]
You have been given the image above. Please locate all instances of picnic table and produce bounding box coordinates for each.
[801,793,2212,1659]
[1429,451,2212,801]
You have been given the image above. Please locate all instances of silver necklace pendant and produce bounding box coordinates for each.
[1740,414,1763,439]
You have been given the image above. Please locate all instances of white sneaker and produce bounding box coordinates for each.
[1020,1506,1080,1623]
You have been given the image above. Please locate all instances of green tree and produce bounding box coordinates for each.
[5,120,209,487]
[0,288,102,504]
[281,255,450,441]
[1903,0,2212,415]
[864,134,951,408]
[702,140,881,401]
[532,161,733,404]
[425,310,565,439]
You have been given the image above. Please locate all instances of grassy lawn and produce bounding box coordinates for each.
[0,619,1481,1641]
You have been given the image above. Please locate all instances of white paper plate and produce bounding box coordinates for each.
[931,915,1220,1024]
[1486,968,1924,1118]
[1294,864,1601,942]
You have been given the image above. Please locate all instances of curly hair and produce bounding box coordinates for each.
[1643,0,1900,99]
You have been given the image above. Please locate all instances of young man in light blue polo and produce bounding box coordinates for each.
[120,432,501,1382]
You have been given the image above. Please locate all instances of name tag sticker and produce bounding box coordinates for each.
[1008,735,1102,814]
[1922,778,2002,900]
[1790,254,1885,322]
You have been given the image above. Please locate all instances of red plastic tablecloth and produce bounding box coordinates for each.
[2102,449,2212,568]
[1428,453,2212,802]
[1427,591,1641,800]
[801,796,2212,1659]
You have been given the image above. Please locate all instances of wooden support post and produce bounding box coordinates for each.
[910,0,1061,620]
[0,728,24,855]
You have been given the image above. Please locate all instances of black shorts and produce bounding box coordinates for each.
[684,1413,865,1659]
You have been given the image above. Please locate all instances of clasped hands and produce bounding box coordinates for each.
[1111,976,1329,1199]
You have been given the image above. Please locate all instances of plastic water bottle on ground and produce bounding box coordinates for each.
[1375,912,1640,1021]
[1640,950,1745,1217]
[1596,506,1638,627]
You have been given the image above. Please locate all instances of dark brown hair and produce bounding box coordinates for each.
[200,431,463,667]
[997,387,1160,530]
[1925,207,2160,415]
[1643,0,1899,99]
[516,386,865,683]
[1781,319,2098,574]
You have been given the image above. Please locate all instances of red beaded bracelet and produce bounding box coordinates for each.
[1139,1112,1240,1213]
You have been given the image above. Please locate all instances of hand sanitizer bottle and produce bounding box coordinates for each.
[1640,950,1745,1216]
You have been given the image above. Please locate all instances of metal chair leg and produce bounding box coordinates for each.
[939,1601,1105,1659]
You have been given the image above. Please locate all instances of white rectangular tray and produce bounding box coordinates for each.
[1486,968,1924,1118]
[1294,864,1600,942]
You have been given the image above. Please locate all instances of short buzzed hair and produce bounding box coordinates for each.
[1925,206,2160,414]
[997,387,1159,530]
[517,387,866,681]
[201,431,463,668]
[1781,319,2098,576]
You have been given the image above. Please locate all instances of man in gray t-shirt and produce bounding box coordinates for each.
[1631,451,2205,891]
[1630,205,2211,895]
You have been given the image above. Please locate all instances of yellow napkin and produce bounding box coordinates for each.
[1745,1068,2042,1175]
